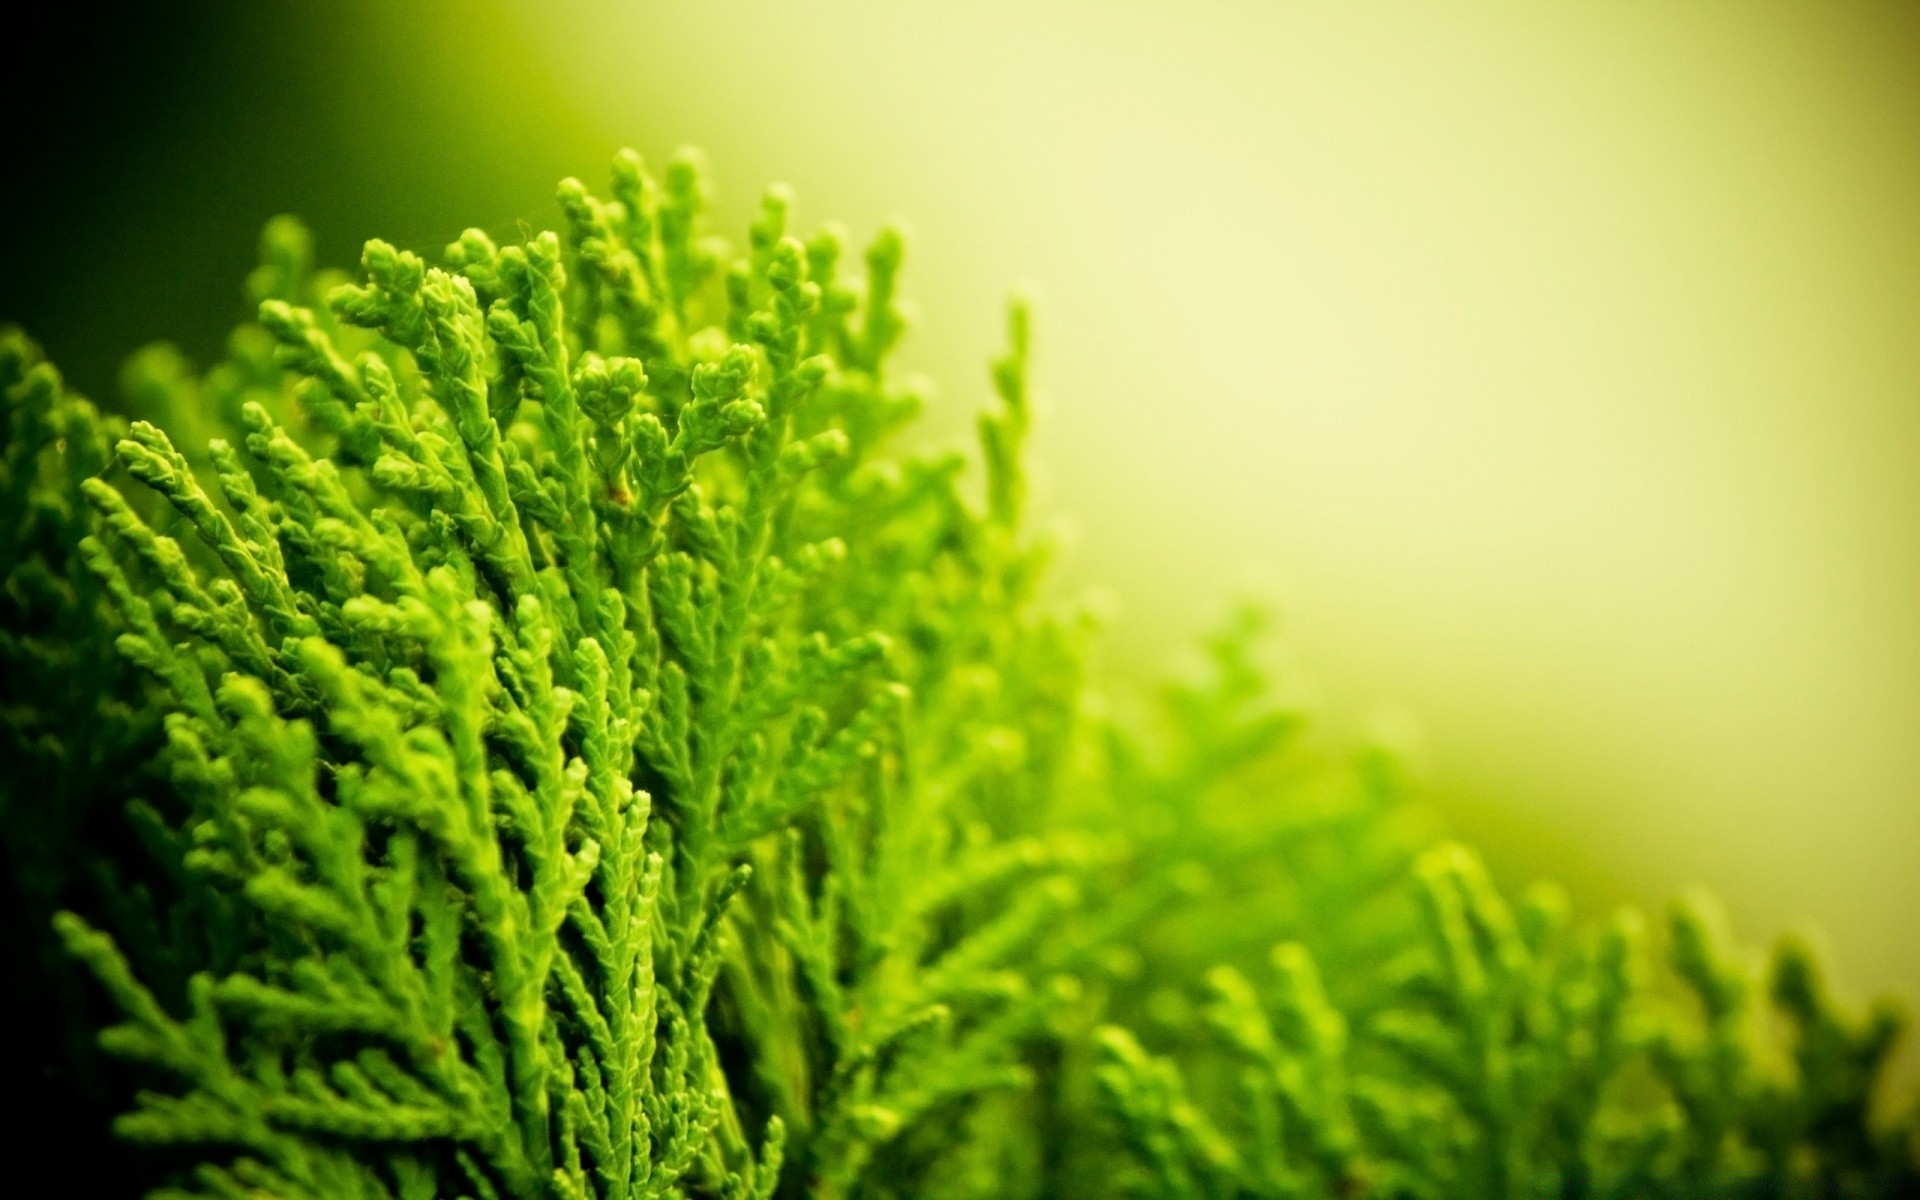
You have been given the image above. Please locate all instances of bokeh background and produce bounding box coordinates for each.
[8,0,1918,1071]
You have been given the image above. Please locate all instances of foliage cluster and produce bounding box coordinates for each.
[2,150,1914,1199]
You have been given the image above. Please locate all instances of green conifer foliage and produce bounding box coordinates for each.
[1,150,1915,1199]
[1095,846,1917,1198]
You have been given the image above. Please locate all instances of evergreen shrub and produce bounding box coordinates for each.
[2,150,1914,1199]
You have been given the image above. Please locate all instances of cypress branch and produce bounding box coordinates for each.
[1,149,1913,1200]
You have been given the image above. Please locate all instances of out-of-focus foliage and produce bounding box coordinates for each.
[1,151,1913,1199]
[1096,848,1917,1199]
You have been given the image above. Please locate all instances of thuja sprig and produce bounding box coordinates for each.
[21,148,1094,1200]
[5,145,1914,1200]
[1096,842,1915,1200]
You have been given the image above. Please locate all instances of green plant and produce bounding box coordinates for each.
[1094,849,1915,1199]
[2,150,1913,1199]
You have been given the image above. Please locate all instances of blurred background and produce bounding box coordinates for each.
[7,0,1917,1064]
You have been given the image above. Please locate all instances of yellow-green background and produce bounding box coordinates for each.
[8,1,1917,1072]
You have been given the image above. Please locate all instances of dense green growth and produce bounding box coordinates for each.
[1,150,1914,1199]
